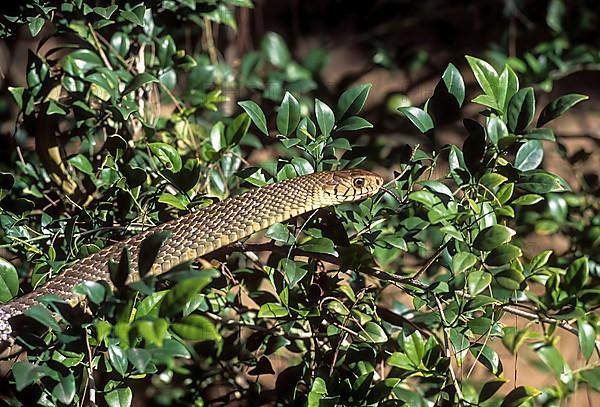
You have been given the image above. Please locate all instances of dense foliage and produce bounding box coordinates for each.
[0,1,598,406]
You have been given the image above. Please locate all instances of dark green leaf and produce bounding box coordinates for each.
[474,225,515,251]
[479,379,508,403]
[451,252,478,274]
[258,303,288,318]
[336,116,373,132]
[518,170,570,193]
[226,113,251,145]
[514,140,543,171]
[68,154,94,176]
[507,87,535,133]
[486,116,507,145]
[159,276,212,317]
[468,270,492,295]
[315,99,335,138]
[127,348,152,373]
[52,373,76,404]
[512,194,543,205]
[104,387,132,407]
[486,244,522,266]
[577,320,596,361]
[24,305,61,333]
[172,315,220,341]
[538,94,588,127]
[300,237,338,256]
[500,386,541,407]
[72,281,107,305]
[239,100,269,135]
[337,83,371,120]
[122,73,158,96]
[398,106,434,133]
[148,142,182,172]
[0,257,18,303]
[358,321,388,343]
[276,92,301,136]
[442,63,465,106]
[27,17,45,37]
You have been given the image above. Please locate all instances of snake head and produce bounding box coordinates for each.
[324,169,383,203]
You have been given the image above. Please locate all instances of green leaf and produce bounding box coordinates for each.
[479,379,508,403]
[514,140,543,171]
[512,194,543,205]
[507,87,535,133]
[226,113,251,145]
[537,93,588,127]
[442,63,465,106]
[336,116,373,132]
[138,231,172,278]
[12,362,54,391]
[148,142,182,172]
[299,237,338,256]
[500,386,541,407]
[486,244,522,266]
[137,319,168,346]
[105,387,132,407]
[486,116,508,145]
[261,32,290,68]
[52,373,76,404]
[470,343,502,376]
[533,342,571,381]
[265,223,294,244]
[24,304,61,332]
[120,4,145,26]
[68,154,94,176]
[518,170,570,193]
[127,348,152,373]
[468,270,492,295]
[159,276,212,317]
[280,259,307,288]
[276,92,301,136]
[108,344,128,376]
[358,321,388,343]
[27,16,45,37]
[474,225,515,251]
[397,106,434,133]
[238,100,268,135]
[172,315,220,341]
[258,302,288,318]
[337,83,371,120]
[72,281,106,305]
[308,377,328,407]
[122,72,158,95]
[451,252,478,274]
[495,269,525,290]
[0,257,18,303]
[565,257,588,292]
[466,56,499,106]
[577,320,596,361]
[315,99,335,138]
[8,87,25,110]
[581,367,600,392]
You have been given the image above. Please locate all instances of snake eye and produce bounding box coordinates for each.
[353,177,365,188]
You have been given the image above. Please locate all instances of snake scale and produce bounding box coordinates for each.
[0,169,383,345]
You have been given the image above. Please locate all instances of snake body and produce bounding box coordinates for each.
[0,169,382,343]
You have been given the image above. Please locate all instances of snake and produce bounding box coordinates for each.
[0,169,383,346]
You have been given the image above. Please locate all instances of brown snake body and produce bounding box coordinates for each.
[0,169,382,345]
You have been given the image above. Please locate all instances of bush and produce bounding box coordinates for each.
[0,1,598,406]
